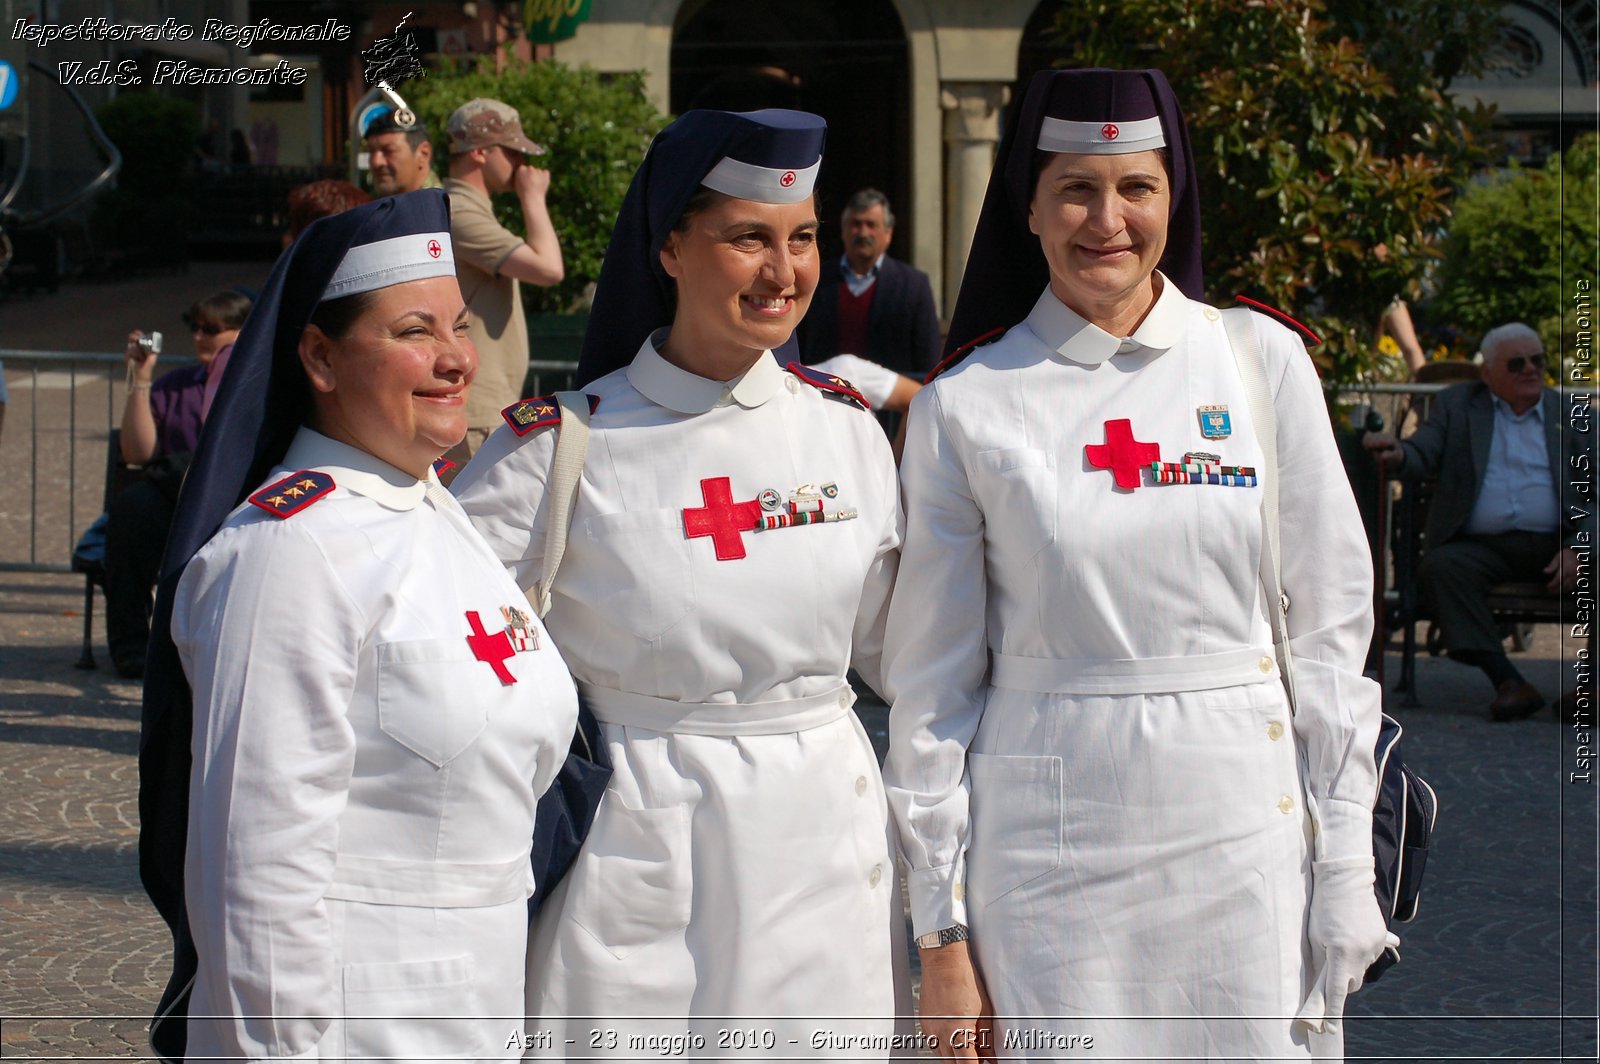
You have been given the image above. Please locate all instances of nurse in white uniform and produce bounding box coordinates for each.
[882,69,1389,1060]
[138,191,578,1062]
[452,109,910,1056]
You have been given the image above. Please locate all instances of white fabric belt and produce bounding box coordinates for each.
[325,852,531,907]
[582,682,853,736]
[990,647,1279,695]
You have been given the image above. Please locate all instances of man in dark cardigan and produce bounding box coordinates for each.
[798,188,941,378]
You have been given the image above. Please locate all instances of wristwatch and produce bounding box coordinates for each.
[916,924,969,949]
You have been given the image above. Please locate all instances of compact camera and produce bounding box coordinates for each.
[137,332,163,355]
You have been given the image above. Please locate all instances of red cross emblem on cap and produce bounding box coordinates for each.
[780,170,797,188]
[1101,123,1120,141]
[427,239,442,259]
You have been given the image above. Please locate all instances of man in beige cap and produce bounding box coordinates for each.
[441,97,565,471]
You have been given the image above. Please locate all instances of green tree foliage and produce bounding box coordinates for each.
[93,92,199,263]
[1433,134,1598,383]
[1047,0,1499,384]
[408,57,669,315]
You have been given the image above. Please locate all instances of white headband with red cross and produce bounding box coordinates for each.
[322,231,456,301]
[1038,116,1165,155]
[701,156,821,204]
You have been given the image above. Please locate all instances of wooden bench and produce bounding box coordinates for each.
[1384,473,1569,707]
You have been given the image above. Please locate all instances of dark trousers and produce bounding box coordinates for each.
[1418,530,1560,656]
[103,454,188,664]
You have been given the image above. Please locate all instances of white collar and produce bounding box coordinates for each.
[280,427,434,511]
[842,253,884,280]
[1025,271,1189,366]
[626,331,786,414]
[1491,393,1545,423]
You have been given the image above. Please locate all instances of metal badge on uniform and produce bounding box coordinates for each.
[758,488,783,512]
[1197,405,1232,440]
[788,483,825,515]
[501,605,540,651]
[758,480,858,531]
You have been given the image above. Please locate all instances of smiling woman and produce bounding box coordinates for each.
[452,110,911,1055]
[137,191,579,1063]
[298,276,475,477]
[884,69,1388,1062]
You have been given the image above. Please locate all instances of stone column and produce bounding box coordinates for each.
[940,82,1010,312]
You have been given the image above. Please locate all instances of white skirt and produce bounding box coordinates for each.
[965,680,1340,1062]
[186,896,529,1062]
[523,708,912,1058]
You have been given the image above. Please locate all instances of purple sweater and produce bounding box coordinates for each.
[149,363,209,457]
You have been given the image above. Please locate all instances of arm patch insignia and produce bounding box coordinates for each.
[784,362,870,410]
[248,470,336,519]
[501,393,601,436]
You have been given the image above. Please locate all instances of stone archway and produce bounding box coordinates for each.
[669,0,914,267]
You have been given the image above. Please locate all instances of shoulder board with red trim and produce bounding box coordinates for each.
[501,393,601,437]
[925,327,1007,383]
[248,470,336,519]
[1234,296,1322,347]
[784,362,870,410]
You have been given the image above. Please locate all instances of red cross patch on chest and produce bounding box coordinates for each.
[1085,419,1160,491]
[682,477,763,561]
[465,610,517,684]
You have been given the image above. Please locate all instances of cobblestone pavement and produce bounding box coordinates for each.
[3,564,1594,1061]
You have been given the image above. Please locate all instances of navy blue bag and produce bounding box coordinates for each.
[528,699,611,915]
[1363,712,1439,984]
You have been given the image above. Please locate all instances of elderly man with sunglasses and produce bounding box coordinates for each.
[1365,322,1593,720]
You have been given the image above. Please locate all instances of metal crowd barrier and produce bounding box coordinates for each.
[0,349,130,573]
[0,350,583,575]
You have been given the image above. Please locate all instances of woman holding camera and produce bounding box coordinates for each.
[104,289,252,678]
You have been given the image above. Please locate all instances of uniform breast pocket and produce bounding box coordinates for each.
[577,508,695,642]
[972,447,1058,561]
[375,639,493,767]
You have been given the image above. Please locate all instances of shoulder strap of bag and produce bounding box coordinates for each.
[1221,306,1300,718]
[529,390,591,619]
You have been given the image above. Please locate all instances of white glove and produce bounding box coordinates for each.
[1295,857,1396,1034]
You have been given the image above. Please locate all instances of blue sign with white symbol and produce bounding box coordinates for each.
[0,61,18,111]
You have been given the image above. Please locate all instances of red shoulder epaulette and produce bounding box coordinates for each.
[1234,296,1322,347]
[248,470,336,519]
[925,327,1006,383]
[784,362,870,410]
[501,393,601,437]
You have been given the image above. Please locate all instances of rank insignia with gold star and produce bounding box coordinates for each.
[501,393,601,437]
[248,470,336,519]
[783,362,870,410]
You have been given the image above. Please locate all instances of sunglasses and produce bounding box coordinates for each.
[183,315,226,336]
[1502,354,1545,374]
